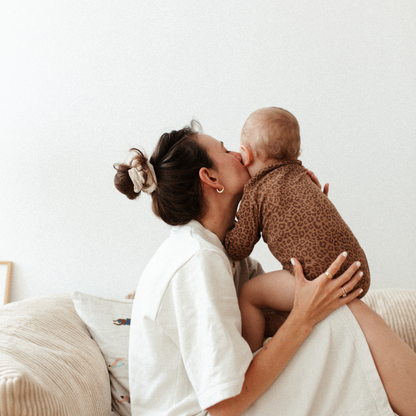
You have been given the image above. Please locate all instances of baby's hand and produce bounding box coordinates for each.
[304,167,329,196]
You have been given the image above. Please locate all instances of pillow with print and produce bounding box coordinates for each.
[72,291,133,416]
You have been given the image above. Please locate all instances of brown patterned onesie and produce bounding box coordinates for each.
[225,160,370,297]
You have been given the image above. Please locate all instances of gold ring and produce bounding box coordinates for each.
[341,287,347,297]
[325,271,333,279]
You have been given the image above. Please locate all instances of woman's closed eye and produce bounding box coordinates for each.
[220,141,230,153]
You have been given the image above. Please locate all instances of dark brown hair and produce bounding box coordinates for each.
[113,121,215,225]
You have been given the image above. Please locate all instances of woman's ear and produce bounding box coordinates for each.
[240,145,253,167]
[199,167,219,190]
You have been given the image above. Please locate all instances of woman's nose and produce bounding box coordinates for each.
[230,151,242,162]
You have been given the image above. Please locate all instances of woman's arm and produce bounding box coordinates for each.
[207,252,364,416]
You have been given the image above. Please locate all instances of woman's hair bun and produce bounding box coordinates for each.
[113,120,214,226]
[113,148,150,200]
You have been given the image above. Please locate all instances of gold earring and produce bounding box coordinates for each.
[216,186,225,194]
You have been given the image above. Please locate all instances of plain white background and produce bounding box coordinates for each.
[1,0,415,302]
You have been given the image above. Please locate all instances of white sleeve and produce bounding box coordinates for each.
[156,250,253,410]
[233,257,266,295]
[245,257,266,279]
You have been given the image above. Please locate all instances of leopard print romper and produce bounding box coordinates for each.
[225,160,370,297]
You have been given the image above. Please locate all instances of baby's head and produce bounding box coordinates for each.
[240,107,300,169]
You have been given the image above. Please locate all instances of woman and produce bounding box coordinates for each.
[114,121,416,416]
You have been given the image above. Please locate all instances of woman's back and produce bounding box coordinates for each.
[129,221,253,415]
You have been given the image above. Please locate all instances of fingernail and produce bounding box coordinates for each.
[359,289,363,294]
[343,252,348,257]
[359,272,363,277]
[291,258,295,265]
[356,262,361,267]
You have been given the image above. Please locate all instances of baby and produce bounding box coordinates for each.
[225,107,370,352]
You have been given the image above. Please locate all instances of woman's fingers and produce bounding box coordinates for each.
[290,257,307,285]
[317,252,364,300]
[323,183,329,197]
[332,260,363,288]
[290,253,364,329]
[304,168,329,196]
[338,270,364,298]
[306,168,321,187]
[320,251,348,281]
[338,286,364,304]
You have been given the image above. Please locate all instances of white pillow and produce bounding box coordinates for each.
[72,291,134,416]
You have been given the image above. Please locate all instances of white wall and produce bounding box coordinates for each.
[1,0,415,302]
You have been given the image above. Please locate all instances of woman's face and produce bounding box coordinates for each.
[197,134,250,198]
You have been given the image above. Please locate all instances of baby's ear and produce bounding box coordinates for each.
[240,145,253,167]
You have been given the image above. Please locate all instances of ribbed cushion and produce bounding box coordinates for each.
[0,294,112,416]
[363,288,416,352]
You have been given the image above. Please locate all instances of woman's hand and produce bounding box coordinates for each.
[208,254,363,416]
[290,252,363,328]
[304,168,329,196]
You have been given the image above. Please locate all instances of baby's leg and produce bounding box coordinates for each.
[238,270,295,352]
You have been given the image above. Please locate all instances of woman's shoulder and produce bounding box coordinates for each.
[174,220,231,260]
[140,222,231,287]
[233,257,265,294]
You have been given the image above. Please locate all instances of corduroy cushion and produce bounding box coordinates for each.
[0,294,112,416]
[363,288,416,352]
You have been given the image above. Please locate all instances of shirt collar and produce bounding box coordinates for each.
[173,220,237,278]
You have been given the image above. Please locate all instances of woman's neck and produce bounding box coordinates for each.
[199,196,240,244]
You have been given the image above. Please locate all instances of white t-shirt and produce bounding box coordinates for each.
[129,220,263,416]
[129,221,394,416]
